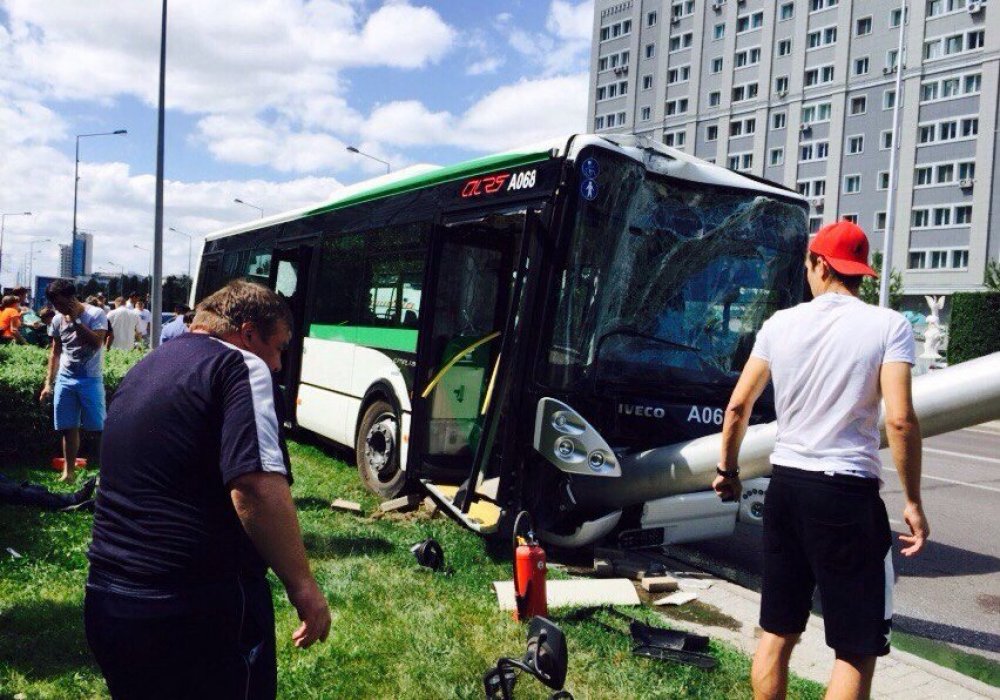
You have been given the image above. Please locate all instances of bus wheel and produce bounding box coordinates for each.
[356,400,405,498]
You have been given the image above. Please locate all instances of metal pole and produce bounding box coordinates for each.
[72,136,80,257]
[879,0,907,308]
[150,0,167,349]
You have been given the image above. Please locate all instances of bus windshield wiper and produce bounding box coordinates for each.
[595,327,700,356]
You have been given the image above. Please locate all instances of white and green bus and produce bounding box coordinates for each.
[194,134,808,548]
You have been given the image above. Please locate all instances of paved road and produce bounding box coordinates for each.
[674,423,1000,662]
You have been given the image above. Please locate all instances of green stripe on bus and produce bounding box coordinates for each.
[309,325,418,353]
[305,150,553,216]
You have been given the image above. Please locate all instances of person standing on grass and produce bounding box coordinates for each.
[105,297,142,351]
[713,220,929,700]
[85,280,330,700]
[38,280,108,483]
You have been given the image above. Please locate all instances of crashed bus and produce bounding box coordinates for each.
[193,134,810,548]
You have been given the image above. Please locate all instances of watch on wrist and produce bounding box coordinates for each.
[716,464,740,478]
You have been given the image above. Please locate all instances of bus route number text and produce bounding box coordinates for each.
[461,169,537,198]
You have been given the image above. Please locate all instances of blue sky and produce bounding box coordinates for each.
[0,0,592,285]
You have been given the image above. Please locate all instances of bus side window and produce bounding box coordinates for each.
[312,233,366,327]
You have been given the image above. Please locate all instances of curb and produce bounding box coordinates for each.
[655,558,1000,699]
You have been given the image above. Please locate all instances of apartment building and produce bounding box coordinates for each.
[588,0,999,300]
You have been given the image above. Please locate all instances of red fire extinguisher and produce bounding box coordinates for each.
[512,510,547,622]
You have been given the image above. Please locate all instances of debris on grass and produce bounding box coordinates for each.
[330,498,364,514]
[379,494,422,513]
[677,577,714,591]
[653,591,699,607]
[493,578,641,611]
[6,547,22,559]
[593,558,614,577]
[641,576,679,594]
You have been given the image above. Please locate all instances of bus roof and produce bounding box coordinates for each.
[205,134,805,242]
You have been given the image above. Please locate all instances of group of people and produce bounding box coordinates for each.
[0,286,53,346]
[18,222,927,700]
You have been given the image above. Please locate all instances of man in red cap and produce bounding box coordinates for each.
[713,220,929,699]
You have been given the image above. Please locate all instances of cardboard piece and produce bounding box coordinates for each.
[330,499,363,514]
[493,578,641,611]
[379,494,422,513]
[641,576,679,593]
[653,591,699,606]
[677,577,714,591]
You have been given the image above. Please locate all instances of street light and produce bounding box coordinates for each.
[106,260,125,298]
[233,198,264,218]
[73,129,127,274]
[346,146,390,174]
[168,226,195,281]
[27,237,51,289]
[0,211,32,286]
[134,244,151,277]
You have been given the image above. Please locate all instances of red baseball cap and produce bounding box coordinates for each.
[808,220,877,278]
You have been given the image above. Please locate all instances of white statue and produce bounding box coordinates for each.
[921,295,945,361]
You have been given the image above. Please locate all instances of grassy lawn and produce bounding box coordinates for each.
[0,439,825,699]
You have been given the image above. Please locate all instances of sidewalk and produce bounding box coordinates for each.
[662,574,1000,699]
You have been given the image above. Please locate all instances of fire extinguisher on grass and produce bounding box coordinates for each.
[512,510,547,622]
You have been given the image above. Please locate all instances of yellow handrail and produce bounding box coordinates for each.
[480,353,502,416]
[420,331,501,399]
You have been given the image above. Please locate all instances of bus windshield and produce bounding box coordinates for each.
[543,150,807,392]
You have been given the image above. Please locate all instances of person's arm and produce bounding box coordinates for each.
[39,336,61,401]
[714,356,771,502]
[230,472,331,648]
[105,324,115,350]
[64,311,106,349]
[881,361,928,557]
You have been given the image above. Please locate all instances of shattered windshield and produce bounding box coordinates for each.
[543,148,807,391]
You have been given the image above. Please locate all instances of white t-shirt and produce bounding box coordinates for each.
[107,307,141,351]
[751,293,915,480]
[136,308,152,338]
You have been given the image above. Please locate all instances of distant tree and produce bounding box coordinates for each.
[79,275,102,299]
[161,275,192,309]
[859,251,903,309]
[985,258,1000,293]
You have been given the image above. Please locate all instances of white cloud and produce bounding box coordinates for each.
[505,0,593,76]
[466,56,505,76]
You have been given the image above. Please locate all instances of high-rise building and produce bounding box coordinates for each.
[588,0,998,301]
[59,244,73,278]
[71,232,93,276]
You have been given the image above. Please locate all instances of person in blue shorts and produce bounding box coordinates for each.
[38,279,108,483]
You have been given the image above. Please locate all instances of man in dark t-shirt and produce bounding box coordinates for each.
[85,281,331,700]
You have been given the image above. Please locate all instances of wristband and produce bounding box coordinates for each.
[716,465,740,478]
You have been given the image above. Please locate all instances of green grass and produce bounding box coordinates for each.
[0,441,825,699]
[892,630,1000,689]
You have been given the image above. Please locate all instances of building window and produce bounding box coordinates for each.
[933,207,952,226]
[667,66,691,84]
[772,112,787,129]
[770,147,785,166]
[890,6,907,27]
[706,124,719,141]
[884,89,896,109]
[642,75,653,90]
[664,130,686,147]
[775,75,789,93]
[909,251,926,269]
[881,130,893,149]
[958,161,976,180]
[709,91,721,107]
[809,216,823,234]
[847,135,864,154]
[711,57,724,73]
[809,0,840,12]
[955,205,973,224]
[952,249,969,269]
[930,251,948,268]
[800,141,829,161]
[843,214,859,224]
[913,210,931,229]
[647,10,658,26]
[915,166,933,185]
[801,101,832,123]
[856,17,873,35]
[640,106,652,121]
[875,212,887,230]
[886,49,899,70]
[843,175,861,193]
[780,3,795,20]
[669,32,694,51]
[645,43,656,59]
[778,39,793,56]
[594,115,605,130]
[807,26,838,48]
[736,11,765,34]
[855,57,870,76]
[850,96,867,115]
[878,171,890,189]
[728,152,754,172]
[714,23,726,40]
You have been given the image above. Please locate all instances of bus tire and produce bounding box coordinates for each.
[355,400,406,498]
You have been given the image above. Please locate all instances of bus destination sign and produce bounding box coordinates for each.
[460,168,538,199]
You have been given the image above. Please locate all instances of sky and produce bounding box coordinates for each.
[0,0,593,287]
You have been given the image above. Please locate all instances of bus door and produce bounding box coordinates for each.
[413,211,525,524]
[268,242,315,425]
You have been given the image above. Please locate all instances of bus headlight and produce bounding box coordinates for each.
[533,397,621,478]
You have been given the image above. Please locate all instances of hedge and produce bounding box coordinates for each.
[948,292,1000,365]
[0,344,144,464]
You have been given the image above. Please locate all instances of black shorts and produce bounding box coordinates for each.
[760,466,893,657]
[84,574,276,699]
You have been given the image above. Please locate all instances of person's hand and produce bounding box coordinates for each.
[712,474,742,503]
[39,383,52,402]
[899,502,929,557]
[286,578,331,649]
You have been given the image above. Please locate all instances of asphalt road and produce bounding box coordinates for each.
[673,423,1000,662]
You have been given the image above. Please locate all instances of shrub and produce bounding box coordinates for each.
[0,344,144,463]
[948,292,1000,364]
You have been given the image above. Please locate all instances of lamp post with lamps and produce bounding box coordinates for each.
[346,146,390,174]
[167,226,195,281]
[233,198,264,218]
[26,237,51,290]
[72,130,127,272]
[1,211,32,286]
[105,260,125,298]
[134,244,151,278]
